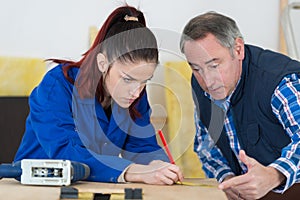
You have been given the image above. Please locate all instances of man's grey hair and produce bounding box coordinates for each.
[180,11,244,56]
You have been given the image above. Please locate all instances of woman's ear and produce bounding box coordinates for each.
[96,53,108,73]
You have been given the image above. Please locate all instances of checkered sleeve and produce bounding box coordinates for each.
[193,109,234,182]
[270,73,300,193]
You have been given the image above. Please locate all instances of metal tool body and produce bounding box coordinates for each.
[0,159,90,186]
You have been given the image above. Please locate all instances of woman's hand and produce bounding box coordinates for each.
[124,160,184,185]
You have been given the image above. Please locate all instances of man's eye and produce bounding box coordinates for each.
[192,67,203,73]
[190,65,200,71]
[210,64,219,69]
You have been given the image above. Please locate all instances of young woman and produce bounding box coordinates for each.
[14,5,183,184]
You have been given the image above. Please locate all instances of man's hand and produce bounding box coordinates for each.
[218,150,285,199]
[219,175,240,200]
[125,160,184,185]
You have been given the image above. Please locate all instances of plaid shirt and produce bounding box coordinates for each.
[194,73,300,193]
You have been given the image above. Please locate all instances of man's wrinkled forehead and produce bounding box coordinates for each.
[183,40,214,64]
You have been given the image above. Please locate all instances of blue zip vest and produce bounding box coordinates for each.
[192,44,300,175]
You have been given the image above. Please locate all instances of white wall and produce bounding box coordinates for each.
[2,0,290,116]
[0,0,284,116]
[283,0,300,60]
[0,0,282,60]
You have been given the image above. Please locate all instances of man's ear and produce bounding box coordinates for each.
[97,53,108,73]
[234,38,245,60]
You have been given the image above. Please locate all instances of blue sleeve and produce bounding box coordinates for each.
[121,92,169,164]
[270,73,300,192]
[18,68,132,182]
[193,109,234,182]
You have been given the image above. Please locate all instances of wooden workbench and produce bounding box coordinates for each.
[0,178,226,200]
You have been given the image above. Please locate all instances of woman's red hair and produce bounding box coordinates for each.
[48,5,158,119]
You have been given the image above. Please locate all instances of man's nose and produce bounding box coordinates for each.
[202,71,215,89]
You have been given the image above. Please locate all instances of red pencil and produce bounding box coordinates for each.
[158,129,175,164]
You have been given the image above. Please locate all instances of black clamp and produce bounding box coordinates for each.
[60,186,142,200]
[60,187,79,199]
[125,188,143,200]
[60,186,110,200]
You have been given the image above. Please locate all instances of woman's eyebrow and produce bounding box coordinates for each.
[121,71,137,81]
[121,71,153,81]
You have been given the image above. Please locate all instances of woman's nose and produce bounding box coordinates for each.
[129,83,143,98]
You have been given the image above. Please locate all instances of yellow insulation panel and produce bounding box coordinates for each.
[0,56,46,96]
